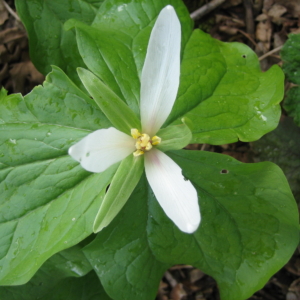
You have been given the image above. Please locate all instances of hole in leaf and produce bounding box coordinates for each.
[220,169,229,174]
[242,54,246,58]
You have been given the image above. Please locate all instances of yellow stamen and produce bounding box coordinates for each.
[131,128,141,139]
[145,142,152,151]
[140,134,150,147]
[151,136,161,145]
[131,129,161,156]
[135,140,142,149]
[133,149,144,157]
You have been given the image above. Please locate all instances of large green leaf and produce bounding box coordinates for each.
[15,0,104,85]
[0,68,114,285]
[84,150,298,300]
[166,30,283,144]
[0,245,111,299]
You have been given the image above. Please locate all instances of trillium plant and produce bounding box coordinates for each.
[0,1,298,300]
[69,6,200,234]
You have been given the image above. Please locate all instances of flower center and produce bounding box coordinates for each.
[131,129,161,157]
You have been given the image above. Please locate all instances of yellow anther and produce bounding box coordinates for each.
[145,142,152,151]
[151,136,161,145]
[140,134,150,147]
[131,128,141,139]
[131,129,161,157]
[133,149,144,157]
[135,140,142,150]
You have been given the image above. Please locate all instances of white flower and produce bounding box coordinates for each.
[69,5,200,233]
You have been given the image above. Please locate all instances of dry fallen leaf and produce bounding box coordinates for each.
[6,61,44,94]
[0,27,25,44]
[276,0,300,18]
[268,3,287,25]
[170,283,186,300]
[189,269,205,284]
[288,278,300,300]
[0,0,8,26]
[255,14,272,51]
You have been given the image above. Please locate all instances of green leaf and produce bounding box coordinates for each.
[281,34,300,125]
[93,154,144,233]
[15,0,104,86]
[252,116,300,203]
[77,68,141,133]
[69,0,192,115]
[166,30,284,144]
[84,175,170,300]
[281,33,300,85]
[284,86,300,126]
[0,242,112,299]
[156,123,192,152]
[0,68,115,285]
[41,244,93,278]
[84,150,298,300]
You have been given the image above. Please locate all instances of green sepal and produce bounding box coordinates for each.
[93,154,144,233]
[156,122,192,152]
[77,68,141,134]
[63,18,83,32]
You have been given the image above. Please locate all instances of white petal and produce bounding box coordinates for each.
[140,5,181,136]
[145,149,200,233]
[69,127,135,173]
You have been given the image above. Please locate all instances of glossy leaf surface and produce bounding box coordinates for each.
[0,68,114,285]
[15,0,104,86]
[84,150,298,300]
[166,30,283,144]
[0,245,111,299]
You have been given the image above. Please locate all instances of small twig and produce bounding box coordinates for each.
[258,45,283,61]
[237,29,257,46]
[164,271,177,288]
[200,144,206,151]
[243,0,255,36]
[190,0,226,21]
[2,0,21,23]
